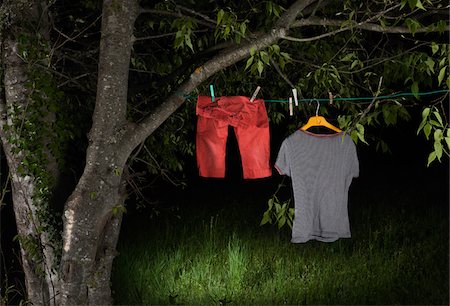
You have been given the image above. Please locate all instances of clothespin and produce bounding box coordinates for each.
[328,92,333,105]
[292,88,299,107]
[210,84,215,102]
[289,97,293,116]
[250,86,261,102]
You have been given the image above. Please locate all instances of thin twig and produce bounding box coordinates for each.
[269,56,308,118]
[348,76,383,133]
[175,5,217,26]
[134,29,209,42]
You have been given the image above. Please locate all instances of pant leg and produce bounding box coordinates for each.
[196,115,229,178]
[234,99,272,179]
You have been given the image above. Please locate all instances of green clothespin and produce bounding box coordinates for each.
[210,84,215,102]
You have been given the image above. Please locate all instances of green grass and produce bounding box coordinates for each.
[112,180,449,305]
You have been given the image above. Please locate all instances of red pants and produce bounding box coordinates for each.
[196,95,271,179]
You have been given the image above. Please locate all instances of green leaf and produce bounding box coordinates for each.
[429,120,441,127]
[411,81,419,98]
[415,0,425,10]
[224,26,230,36]
[422,107,431,119]
[425,57,435,73]
[288,208,294,218]
[382,105,398,126]
[350,130,359,143]
[268,198,274,210]
[250,47,256,57]
[405,18,421,35]
[260,211,271,226]
[427,151,436,167]
[444,137,450,151]
[257,60,264,76]
[434,141,443,161]
[356,124,368,144]
[431,42,439,55]
[185,35,194,51]
[278,215,286,229]
[240,22,247,36]
[260,51,270,65]
[271,44,280,54]
[400,0,408,10]
[341,52,355,62]
[217,9,225,25]
[378,140,390,153]
[280,52,291,61]
[275,202,281,213]
[423,123,432,139]
[245,56,254,70]
[446,75,450,89]
[438,66,447,86]
[266,1,273,14]
[434,129,443,141]
[272,4,281,17]
[433,111,443,127]
[350,60,360,70]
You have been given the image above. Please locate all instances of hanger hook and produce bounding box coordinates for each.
[315,100,320,116]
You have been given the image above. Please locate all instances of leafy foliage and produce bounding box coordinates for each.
[6,31,76,267]
[417,106,450,166]
[260,195,294,230]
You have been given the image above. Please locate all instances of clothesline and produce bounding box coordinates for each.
[263,89,449,103]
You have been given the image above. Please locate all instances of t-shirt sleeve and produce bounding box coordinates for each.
[350,141,359,178]
[275,139,291,177]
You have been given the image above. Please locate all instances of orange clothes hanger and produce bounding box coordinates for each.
[301,116,342,132]
[300,100,342,133]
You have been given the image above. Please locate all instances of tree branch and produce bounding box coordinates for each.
[124,0,317,150]
[275,0,317,28]
[175,4,217,27]
[139,8,216,29]
[134,29,209,42]
[292,16,450,34]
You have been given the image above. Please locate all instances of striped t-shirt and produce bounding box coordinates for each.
[275,130,359,243]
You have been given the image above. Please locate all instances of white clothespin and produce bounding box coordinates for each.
[250,86,261,102]
[289,97,293,116]
[292,88,298,107]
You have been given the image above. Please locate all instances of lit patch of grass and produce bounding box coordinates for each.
[112,188,448,305]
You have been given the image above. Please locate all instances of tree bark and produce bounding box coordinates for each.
[0,1,60,305]
[58,0,139,304]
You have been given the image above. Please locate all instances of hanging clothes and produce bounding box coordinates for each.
[275,130,359,243]
[196,95,272,179]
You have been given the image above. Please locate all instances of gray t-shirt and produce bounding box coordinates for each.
[275,130,359,243]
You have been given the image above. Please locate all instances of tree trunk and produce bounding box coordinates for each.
[0,2,60,303]
[58,0,139,304]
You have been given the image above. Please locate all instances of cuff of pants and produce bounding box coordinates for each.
[199,168,226,178]
[243,168,272,179]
